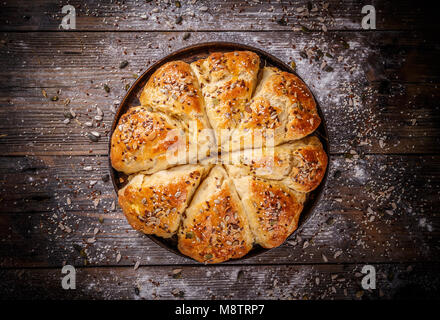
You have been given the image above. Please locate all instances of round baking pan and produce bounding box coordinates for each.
[109,42,330,262]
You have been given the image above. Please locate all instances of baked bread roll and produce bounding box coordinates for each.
[118,164,210,238]
[190,51,260,148]
[233,176,306,248]
[110,106,188,175]
[230,67,321,151]
[140,61,215,160]
[178,166,254,263]
[225,136,328,193]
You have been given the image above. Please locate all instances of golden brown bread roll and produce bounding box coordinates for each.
[110,106,188,175]
[233,176,306,248]
[225,136,328,193]
[177,165,254,263]
[118,164,211,238]
[140,61,215,160]
[229,67,321,151]
[190,51,260,148]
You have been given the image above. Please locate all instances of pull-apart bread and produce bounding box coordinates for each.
[110,50,328,263]
[110,106,189,175]
[225,136,328,193]
[139,61,215,161]
[233,176,306,248]
[178,166,254,263]
[229,67,321,151]
[118,164,210,238]
[190,51,260,149]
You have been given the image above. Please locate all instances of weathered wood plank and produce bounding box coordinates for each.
[1,154,438,267]
[0,0,437,32]
[0,31,439,156]
[1,263,439,300]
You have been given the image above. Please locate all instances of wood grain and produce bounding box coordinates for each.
[0,0,438,32]
[0,0,439,300]
[1,263,439,300]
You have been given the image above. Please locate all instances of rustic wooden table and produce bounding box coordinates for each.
[0,0,439,300]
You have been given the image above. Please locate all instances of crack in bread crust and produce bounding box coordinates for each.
[110,51,328,263]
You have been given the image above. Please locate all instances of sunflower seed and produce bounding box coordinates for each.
[119,60,129,69]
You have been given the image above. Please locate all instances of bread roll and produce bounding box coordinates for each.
[233,175,306,248]
[230,67,321,151]
[178,165,253,263]
[110,106,188,175]
[225,136,328,193]
[118,164,210,238]
[140,61,215,160]
[190,51,260,148]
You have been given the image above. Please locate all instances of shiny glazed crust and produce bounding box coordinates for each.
[118,164,210,238]
[110,106,188,175]
[178,166,254,263]
[110,50,328,263]
[233,176,306,248]
[190,51,260,148]
[225,136,328,193]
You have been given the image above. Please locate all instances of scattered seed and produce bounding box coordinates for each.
[119,60,129,69]
[172,269,183,279]
[116,253,121,263]
[290,60,296,71]
[199,6,208,12]
[87,133,99,142]
[276,17,287,26]
[171,288,185,297]
[183,32,191,40]
[134,261,140,270]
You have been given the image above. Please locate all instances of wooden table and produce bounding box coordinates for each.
[0,0,439,300]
